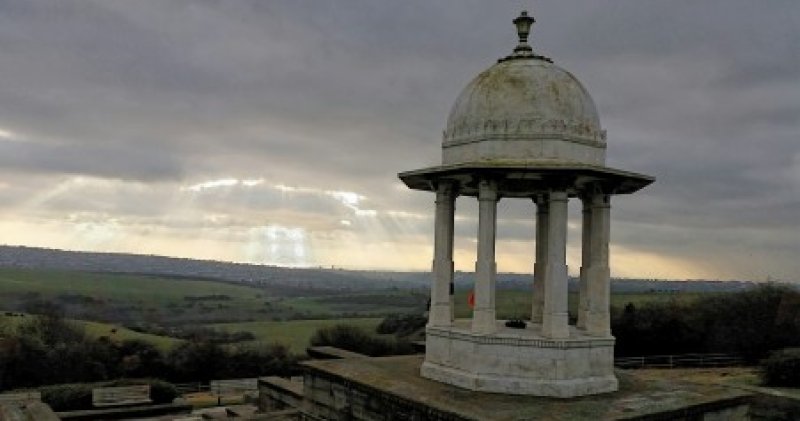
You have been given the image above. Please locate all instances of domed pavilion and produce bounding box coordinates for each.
[399,11,654,397]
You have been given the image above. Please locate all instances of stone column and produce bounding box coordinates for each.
[472,179,498,334]
[542,190,569,339]
[531,195,549,324]
[585,194,612,336]
[577,197,592,330]
[429,181,456,327]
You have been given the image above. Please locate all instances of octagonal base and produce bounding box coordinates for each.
[421,320,618,398]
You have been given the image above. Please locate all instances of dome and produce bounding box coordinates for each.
[442,13,606,166]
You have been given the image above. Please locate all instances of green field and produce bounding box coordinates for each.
[0,268,428,323]
[452,290,705,319]
[0,313,182,352]
[0,268,264,301]
[80,320,183,351]
[283,291,427,316]
[0,267,284,323]
[0,266,716,354]
[208,318,383,353]
[1,313,384,354]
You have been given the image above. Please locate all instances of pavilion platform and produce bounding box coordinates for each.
[260,354,752,420]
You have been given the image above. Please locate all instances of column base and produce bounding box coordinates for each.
[428,304,453,327]
[422,321,617,398]
[471,309,497,334]
[421,362,618,398]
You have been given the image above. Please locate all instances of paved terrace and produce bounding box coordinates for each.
[302,355,752,420]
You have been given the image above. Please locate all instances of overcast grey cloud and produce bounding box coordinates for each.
[0,1,797,280]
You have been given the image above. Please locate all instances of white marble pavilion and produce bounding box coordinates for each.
[399,11,654,398]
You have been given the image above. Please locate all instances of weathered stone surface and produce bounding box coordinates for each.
[295,355,752,421]
[422,321,617,398]
[443,59,606,167]
[399,10,654,399]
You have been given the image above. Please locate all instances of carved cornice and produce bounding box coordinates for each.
[444,118,606,148]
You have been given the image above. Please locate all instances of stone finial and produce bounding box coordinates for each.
[502,10,552,63]
[513,10,535,55]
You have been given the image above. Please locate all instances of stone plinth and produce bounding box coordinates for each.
[287,354,752,421]
[421,320,617,398]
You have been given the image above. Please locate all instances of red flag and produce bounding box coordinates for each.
[467,290,475,309]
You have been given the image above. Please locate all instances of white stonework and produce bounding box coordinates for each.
[542,191,570,339]
[471,180,498,334]
[531,196,548,324]
[429,182,456,327]
[421,321,617,398]
[400,10,654,398]
[442,59,607,167]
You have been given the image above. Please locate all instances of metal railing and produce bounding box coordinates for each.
[614,353,744,369]
[175,378,259,395]
[174,382,209,395]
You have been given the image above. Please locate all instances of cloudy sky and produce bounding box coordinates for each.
[0,1,797,281]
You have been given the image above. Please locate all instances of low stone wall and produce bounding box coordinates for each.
[56,402,192,420]
[92,385,151,407]
[258,377,304,414]
[0,402,59,421]
[301,366,466,421]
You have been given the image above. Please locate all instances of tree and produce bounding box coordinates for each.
[166,341,229,382]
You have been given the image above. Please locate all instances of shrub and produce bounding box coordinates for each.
[150,380,179,403]
[39,383,93,412]
[761,348,800,387]
[39,379,179,411]
[376,314,427,337]
[310,324,415,357]
[109,378,178,404]
[611,284,800,361]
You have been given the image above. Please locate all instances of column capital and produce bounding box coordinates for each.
[589,193,611,209]
[532,192,549,206]
[435,179,458,196]
[549,190,568,203]
[477,179,498,202]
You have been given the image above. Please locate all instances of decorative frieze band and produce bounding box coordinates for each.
[426,326,615,349]
[443,118,606,147]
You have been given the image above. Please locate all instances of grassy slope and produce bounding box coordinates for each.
[0,267,272,322]
[0,268,259,299]
[0,314,182,352]
[208,318,383,353]
[452,290,705,319]
[80,320,182,351]
[0,267,711,354]
[0,268,426,321]
[284,292,426,316]
[1,313,384,354]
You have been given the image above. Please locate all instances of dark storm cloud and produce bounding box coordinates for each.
[0,0,797,278]
[0,139,182,181]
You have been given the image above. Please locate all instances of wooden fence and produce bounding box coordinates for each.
[614,353,744,369]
